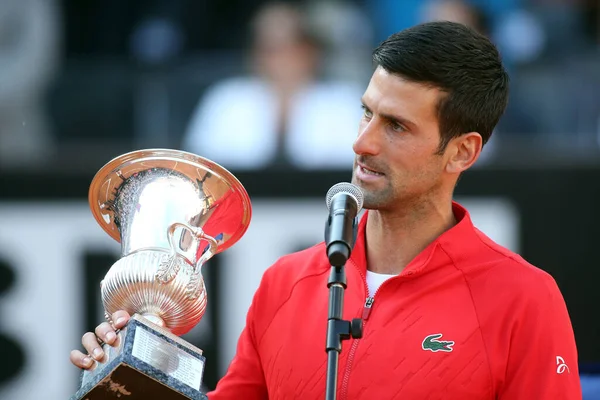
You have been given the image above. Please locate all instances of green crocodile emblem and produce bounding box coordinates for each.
[422,333,454,352]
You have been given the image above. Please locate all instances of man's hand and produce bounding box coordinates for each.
[69,310,131,369]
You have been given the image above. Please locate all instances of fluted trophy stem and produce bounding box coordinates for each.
[142,313,166,327]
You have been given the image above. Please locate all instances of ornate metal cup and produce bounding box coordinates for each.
[89,148,251,335]
[73,149,251,400]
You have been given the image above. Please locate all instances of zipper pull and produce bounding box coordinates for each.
[362,297,375,320]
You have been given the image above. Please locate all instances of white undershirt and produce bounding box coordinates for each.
[366,270,397,297]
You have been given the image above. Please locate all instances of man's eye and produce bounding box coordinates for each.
[390,122,405,132]
[361,106,373,119]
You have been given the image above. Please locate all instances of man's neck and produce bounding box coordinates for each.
[365,199,457,275]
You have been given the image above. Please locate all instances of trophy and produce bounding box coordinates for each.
[71,149,252,400]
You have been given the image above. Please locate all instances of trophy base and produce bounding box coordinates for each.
[71,314,208,400]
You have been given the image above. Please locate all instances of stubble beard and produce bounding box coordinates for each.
[362,188,394,210]
[351,172,395,211]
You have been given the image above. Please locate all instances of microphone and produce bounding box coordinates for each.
[325,182,364,267]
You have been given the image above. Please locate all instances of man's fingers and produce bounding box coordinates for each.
[72,313,130,371]
[82,332,104,361]
[111,310,131,329]
[95,322,117,345]
[70,349,94,369]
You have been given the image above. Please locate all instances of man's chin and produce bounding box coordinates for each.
[361,203,376,211]
[356,187,395,211]
[355,189,376,210]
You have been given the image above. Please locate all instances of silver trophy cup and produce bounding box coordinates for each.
[72,149,252,400]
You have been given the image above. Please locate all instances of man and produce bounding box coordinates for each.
[71,21,582,399]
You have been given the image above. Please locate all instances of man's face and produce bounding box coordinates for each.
[351,66,449,211]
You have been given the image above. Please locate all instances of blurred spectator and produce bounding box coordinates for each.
[364,0,522,46]
[421,0,490,35]
[181,2,363,171]
[305,0,374,84]
[0,0,61,169]
[508,0,600,151]
[129,2,186,148]
[417,0,540,163]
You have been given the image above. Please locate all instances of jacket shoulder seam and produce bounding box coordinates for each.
[255,266,327,347]
[439,245,496,399]
[472,229,533,270]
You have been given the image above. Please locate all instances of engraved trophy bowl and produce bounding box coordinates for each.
[73,149,252,400]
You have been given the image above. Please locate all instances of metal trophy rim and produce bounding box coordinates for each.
[88,148,252,254]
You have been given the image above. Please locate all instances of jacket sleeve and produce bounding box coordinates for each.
[498,275,582,399]
[207,274,270,400]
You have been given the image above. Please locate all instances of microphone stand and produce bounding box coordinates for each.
[324,218,363,400]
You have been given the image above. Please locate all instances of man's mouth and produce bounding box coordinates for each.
[358,164,384,176]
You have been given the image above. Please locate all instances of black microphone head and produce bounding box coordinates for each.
[326,182,364,212]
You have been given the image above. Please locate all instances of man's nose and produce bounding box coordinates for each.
[353,119,381,156]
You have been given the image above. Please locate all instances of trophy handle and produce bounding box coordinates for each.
[155,222,218,285]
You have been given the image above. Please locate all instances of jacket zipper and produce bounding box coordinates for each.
[339,262,379,400]
[339,296,374,400]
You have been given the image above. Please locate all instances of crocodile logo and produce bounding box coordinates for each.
[422,333,454,352]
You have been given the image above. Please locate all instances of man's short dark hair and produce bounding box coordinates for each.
[373,21,509,152]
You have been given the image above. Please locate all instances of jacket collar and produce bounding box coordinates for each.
[349,201,479,277]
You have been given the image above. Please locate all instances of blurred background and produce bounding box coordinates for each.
[0,0,599,398]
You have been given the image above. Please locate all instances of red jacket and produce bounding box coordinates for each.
[208,202,582,399]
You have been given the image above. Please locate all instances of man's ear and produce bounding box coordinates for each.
[445,132,482,173]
